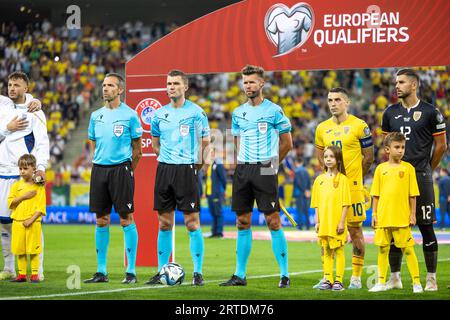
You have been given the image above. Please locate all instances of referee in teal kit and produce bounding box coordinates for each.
[220,65,293,288]
[84,73,143,284]
[146,70,210,286]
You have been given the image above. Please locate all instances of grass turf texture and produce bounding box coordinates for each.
[0,225,449,300]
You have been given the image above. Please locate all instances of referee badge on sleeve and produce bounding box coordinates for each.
[179,124,190,136]
[114,125,124,137]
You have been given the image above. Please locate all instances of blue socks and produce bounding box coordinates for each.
[271,229,289,278]
[189,229,204,274]
[235,229,252,279]
[95,226,110,275]
[123,224,138,275]
[157,230,173,271]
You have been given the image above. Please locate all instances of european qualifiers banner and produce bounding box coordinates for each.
[126,0,450,75]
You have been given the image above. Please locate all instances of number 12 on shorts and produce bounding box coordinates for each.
[421,205,431,220]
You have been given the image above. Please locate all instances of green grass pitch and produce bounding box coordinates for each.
[0,225,449,300]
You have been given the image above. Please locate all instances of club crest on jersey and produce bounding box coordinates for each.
[343,126,350,134]
[258,122,268,134]
[179,124,190,136]
[113,125,124,137]
[413,111,422,121]
[399,171,405,178]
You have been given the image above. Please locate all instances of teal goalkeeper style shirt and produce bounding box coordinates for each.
[151,99,210,164]
[232,99,291,163]
[88,102,143,165]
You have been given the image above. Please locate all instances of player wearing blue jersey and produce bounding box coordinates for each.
[146,70,210,286]
[84,73,143,284]
[220,65,293,288]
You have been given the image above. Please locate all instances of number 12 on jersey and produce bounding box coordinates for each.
[400,126,411,140]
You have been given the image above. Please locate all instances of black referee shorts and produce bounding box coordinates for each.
[89,161,135,215]
[232,162,279,214]
[154,163,200,213]
[415,171,435,225]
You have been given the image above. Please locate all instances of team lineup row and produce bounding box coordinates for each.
[0,67,446,293]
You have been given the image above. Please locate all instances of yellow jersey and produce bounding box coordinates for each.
[311,172,352,239]
[370,161,420,228]
[315,115,372,223]
[8,180,46,221]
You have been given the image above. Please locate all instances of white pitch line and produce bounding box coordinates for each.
[1,259,449,300]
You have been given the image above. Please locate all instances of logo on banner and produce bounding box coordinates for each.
[135,98,162,133]
[113,125,124,137]
[264,2,314,56]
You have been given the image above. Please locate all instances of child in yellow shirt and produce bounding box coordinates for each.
[311,146,351,291]
[370,132,423,293]
[8,154,46,283]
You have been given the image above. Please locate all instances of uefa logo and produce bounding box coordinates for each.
[264,2,314,57]
[135,98,162,133]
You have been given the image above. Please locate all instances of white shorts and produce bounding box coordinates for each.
[0,177,19,219]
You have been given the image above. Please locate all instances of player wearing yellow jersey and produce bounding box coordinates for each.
[311,146,351,291]
[314,87,374,289]
[369,132,423,293]
[7,154,46,283]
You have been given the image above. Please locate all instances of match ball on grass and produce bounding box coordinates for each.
[159,262,185,286]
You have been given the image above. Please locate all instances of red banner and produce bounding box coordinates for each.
[127,0,449,75]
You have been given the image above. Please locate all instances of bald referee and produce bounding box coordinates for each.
[84,73,143,284]
[220,65,293,288]
[146,70,210,286]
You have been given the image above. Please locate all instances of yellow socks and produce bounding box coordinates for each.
[335,246,345,283]
[377,246,389,284]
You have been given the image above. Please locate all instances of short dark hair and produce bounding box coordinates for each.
[241,64,265,79]
[396,68,420,86]
[8,71,29,85]
[329,87,349,97]
[18,154,36,168]
[105,73,125,89]
[384,132,406,147]
[168,69,188,85]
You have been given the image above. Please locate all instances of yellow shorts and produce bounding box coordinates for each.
[374,227,415,248]
[319,236,346,249]
[11,220,42,255]
[347,189,366,224]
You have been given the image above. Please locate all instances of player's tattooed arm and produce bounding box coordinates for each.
[315,147,325,171]
[361,146,374,177]
[430,133,447,170]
